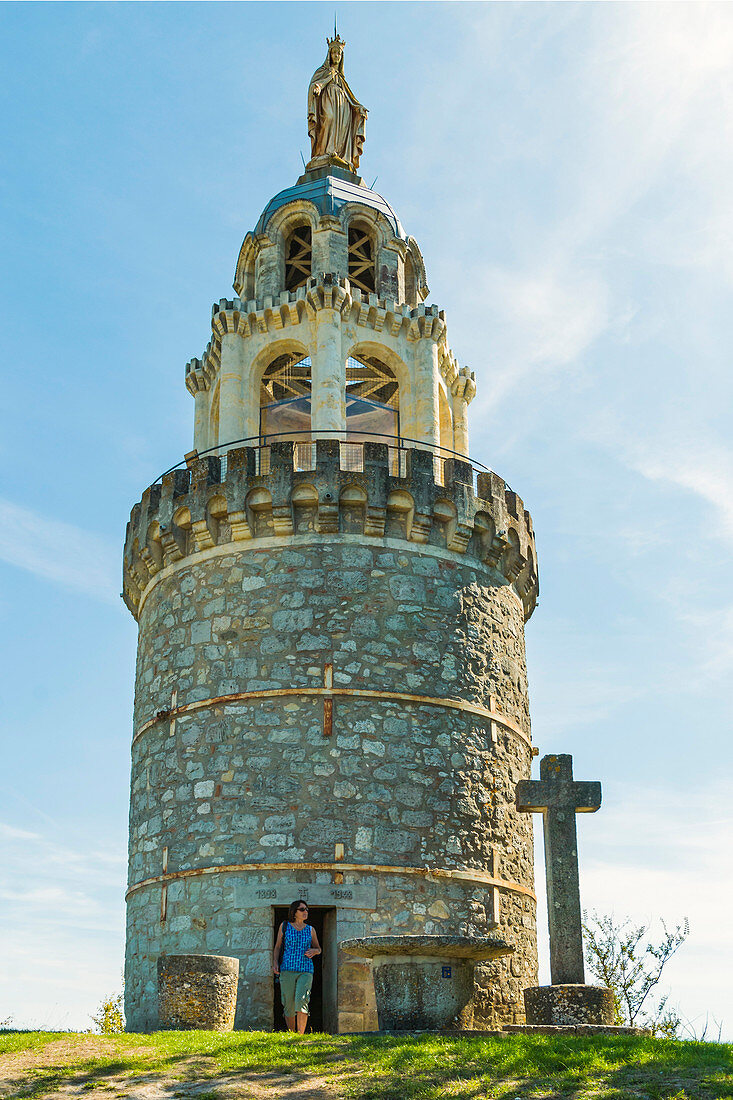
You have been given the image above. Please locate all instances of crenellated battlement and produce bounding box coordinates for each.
[184,274,472,401]
[209,276,444,340]
[123,440,538,622]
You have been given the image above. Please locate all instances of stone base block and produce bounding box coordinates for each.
[373,959,476,1032]
[524,985,615,1026]
[338,1025,651,1037]
[505,1023,650,1036]
[158,954,239,1031]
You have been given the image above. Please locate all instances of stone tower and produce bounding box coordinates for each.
[123,39,540,1033]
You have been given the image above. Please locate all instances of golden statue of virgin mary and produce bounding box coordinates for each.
[307,34,367,173]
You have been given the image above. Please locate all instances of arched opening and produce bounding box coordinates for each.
[284,224,312,292]
[348,225,375,294]
[344,354,400,472]
[259,352,313,470]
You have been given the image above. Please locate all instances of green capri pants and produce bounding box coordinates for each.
[279,969,313,1016]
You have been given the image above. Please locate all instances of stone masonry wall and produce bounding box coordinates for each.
[125,540,537,1031]
[124,444,539,1032]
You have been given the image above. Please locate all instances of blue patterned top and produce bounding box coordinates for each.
[280,922,314,973]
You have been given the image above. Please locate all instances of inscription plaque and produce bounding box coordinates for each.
[234,880,377,910]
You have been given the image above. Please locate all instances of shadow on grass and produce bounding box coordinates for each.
[2,1060,131,1099]
[1,1032,731,1100]
[334,1034,733,1100]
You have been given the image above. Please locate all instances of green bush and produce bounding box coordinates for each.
[90,989,124,1034]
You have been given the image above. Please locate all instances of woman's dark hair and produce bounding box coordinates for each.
[288,899,309,921]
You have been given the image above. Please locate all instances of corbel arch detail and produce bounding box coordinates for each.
[264,201,320,243]
[234,233,256,301]
[406,237,429,303]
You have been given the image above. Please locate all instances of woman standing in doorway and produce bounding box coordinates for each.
[272,900,321,1033]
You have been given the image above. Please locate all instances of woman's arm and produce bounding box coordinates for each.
[304,926,321,959]
[272,923,283,974]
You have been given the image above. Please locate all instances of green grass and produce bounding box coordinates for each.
[1,1030,731,1099]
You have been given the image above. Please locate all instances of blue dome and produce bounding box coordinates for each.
[255,173,406,240]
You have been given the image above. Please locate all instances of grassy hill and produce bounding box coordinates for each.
[1,1030,731,1099]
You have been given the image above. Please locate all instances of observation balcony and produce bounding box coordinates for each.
[168,431,492,493]
[124,434,538,622]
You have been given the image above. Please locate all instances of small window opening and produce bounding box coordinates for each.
[348,227,375,294]
[285,226,312,292]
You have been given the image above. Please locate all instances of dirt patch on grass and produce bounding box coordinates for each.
[5,1070,346,1100]
[0,1043,349,1100]
[0,1038,158,1100]
[1,1038,157,1075]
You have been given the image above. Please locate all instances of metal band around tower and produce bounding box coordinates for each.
[125,861,537,902]
[133,686,532,748]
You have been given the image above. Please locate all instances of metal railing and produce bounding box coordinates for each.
[158,431,496,492]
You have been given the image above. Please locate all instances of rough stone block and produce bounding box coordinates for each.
[524,985,615,1026]
[157,954,239,1031]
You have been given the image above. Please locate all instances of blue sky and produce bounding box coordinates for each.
[1,2,731,1036]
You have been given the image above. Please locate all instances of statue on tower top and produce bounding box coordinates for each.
[307,31,368,173]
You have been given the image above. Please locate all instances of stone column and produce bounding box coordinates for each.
[193,388,209,452]
[255,237,281,300]
[186,366,210,452]
[312,217,348,281]
[412,338,441,449]
[311,302,345,435]
[451,368,476,458]
[377,241,405,302]
[218,333,246,450]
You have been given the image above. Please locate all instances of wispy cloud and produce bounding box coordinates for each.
[0,818,125,886]
[0,817,126,1026]
[449,4,733,415]
[0,498,118,602]
[531,660,642,736]
[0,822,42,841]
[472,265,610,411]
[624,438,733,544]
[583,415,733,685]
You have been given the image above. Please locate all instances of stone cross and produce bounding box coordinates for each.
[516,754,601,985]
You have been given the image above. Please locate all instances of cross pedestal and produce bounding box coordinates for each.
[516,753,614,1027]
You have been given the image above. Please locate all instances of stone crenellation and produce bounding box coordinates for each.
[123,441,538,622]
[183,274,473,398]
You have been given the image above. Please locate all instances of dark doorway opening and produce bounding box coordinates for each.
[273,906,336,1033]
